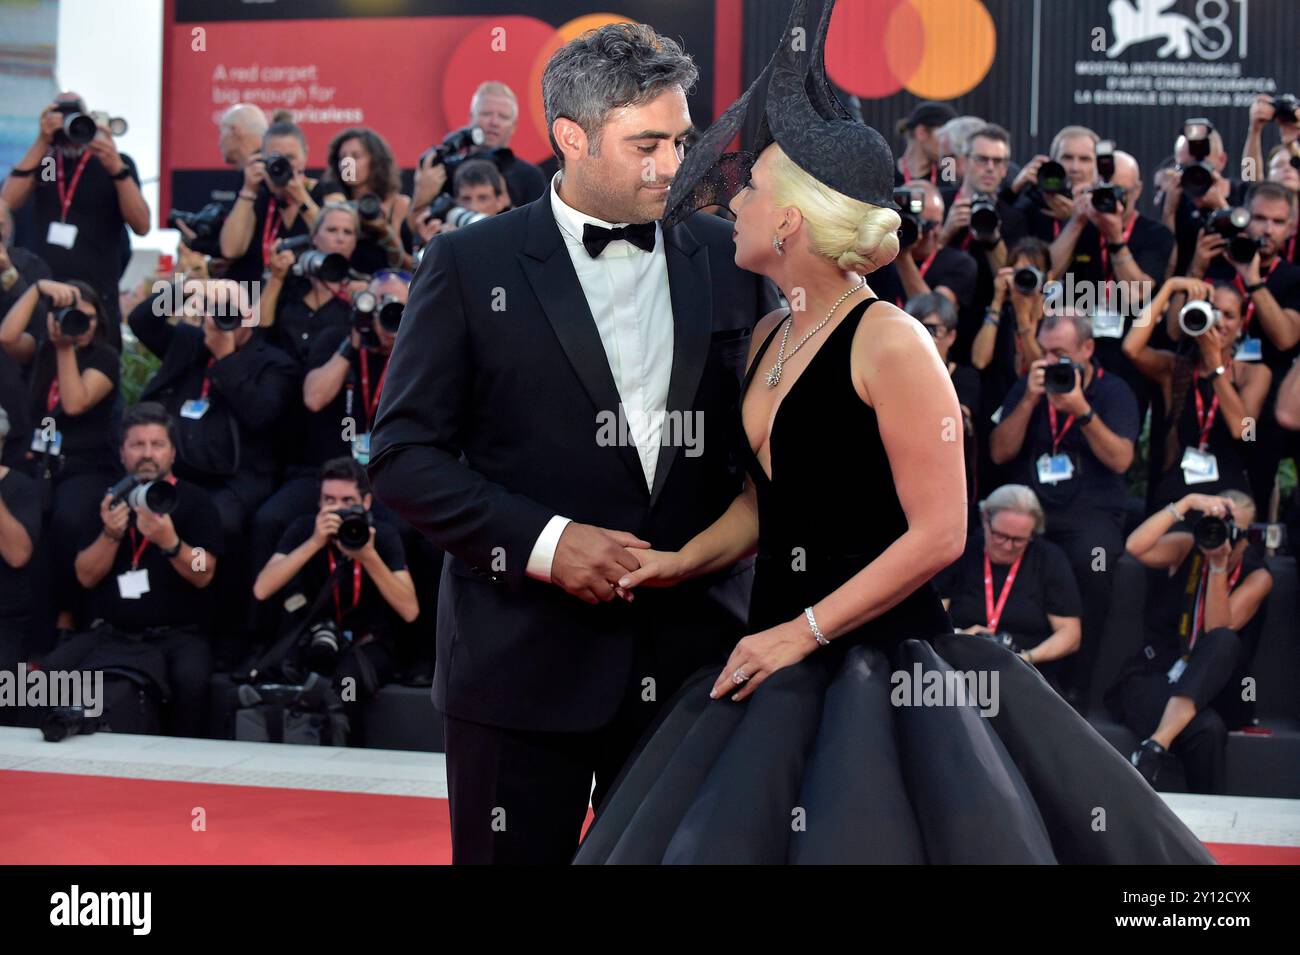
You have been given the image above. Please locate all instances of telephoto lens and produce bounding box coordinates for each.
[334,504,373,550]
[58,106,98,146]
[108,475,179,515]
[1178,162,1214,199]
[377,297,404,333]
[1043,357,1078,394]
[1089,184,1124,214]
[264,152,294,187]
[893,187,924,248]
[294,250,350,283]
[42,706,98,742]
[211,311,243,332]
[54,306,90,338]
[1012,265,1043,294]
[1178,299,1217,337]
[1036,160,1070,195]
[356,193,384,221]
[969,194,1000,239]
[1194,512,1239,550]
[307,619,348,672]
[444,206,488,229]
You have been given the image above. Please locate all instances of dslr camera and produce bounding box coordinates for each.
[355,193,384,222]
[1012,265,1045,294]
[54,101,127,146]
[277,232,351,284]
[107,474,179,515]
[1088,139,1124,214]
[1178,298,1219,337]
[263,152,295,188]
[427,193,489,231]
[351,289,403,349]
[894,187,926,249]
[167,202,226,239]
[1205,206,1262,264]
[1043,356,1079,394]
[52,305,90,338]
[968,192,1000,240]
[333,504,373,550]
[1176,119,1217,200]
[1272,94,1299,125]
[421,124,485,169]
[1035,159,1071,196]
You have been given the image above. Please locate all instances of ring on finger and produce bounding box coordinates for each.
[731,666,749,685]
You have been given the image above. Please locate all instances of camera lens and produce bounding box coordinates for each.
[335,506,371,550]
[296,250,350,284]
[1037,160,1069,194]
[1012,266,1043,294]
[265,153,293,187]
[969,196,1000,238]
[356,194,383,221]
[378,298,404,333]
[1044,359,1076,394]
[55,307,90,338]
[1228,234,1262,264]
[1178,300,1216,336]
[1193,514,1233,550]
[1180,163,1213,199]
[63,112,97,146]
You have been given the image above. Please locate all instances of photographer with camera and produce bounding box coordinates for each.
[972,237,1052,386]
[218,116,329,284]
[0,199,52,319]
[252,457,418,739]
[893,100,956,185]
[884,179,977,311]
[1242,92,1299,189]
[935,115,987,194]
[1109,490,1273,792]
[320,128,412,274]
[1163,120,1247,276]
[1,279,119,630]
[463,81,546,207]
[0,407,41,675]
[934,484,1082,693]
[259,202,367,368]
[990,312,1140,702]
[41,402,223,737]
[1,92,149,351]
[1051,148,1174,425]
[1125,277,1268,510]
[1014,125,1098,242]
[412,159,512,249]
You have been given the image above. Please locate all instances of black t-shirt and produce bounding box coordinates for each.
[1142,541,1268,660]
[951,361,980,417]
[302,326,392,466]
[935,533,1082,649]
[0,246,53,319]
[874,247,979,310]
[276,514,407,637]
[271,277,353,369]
[0,349,34,471]
[483,148,545,208]
[30,149,138,314]
[0,468,42,625]
[1173,180,1250,276]
[996,360,1141,513]
[29,338,119,459]
[1203,256,1300,381]
[80,479,225,633]
[224,180,331,284]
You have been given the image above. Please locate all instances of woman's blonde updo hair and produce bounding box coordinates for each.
[766,144,901,273]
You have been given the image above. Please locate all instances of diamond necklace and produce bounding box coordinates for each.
[765,278,867,388]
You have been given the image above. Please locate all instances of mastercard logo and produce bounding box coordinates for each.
[825,0,996,101]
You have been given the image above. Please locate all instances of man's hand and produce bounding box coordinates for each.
[311,508,342,549]
[414,209,444,245]
[37,105,62,146]
[87,130,125,177]
[135,506,179,551]
[940,196,971,246]
[1249,93,1276,131]
[1024,358,1049,403]
[267,248,296,280]
[203,318,237,359]
[1188,230,1227,278]
[1229,249,1263,285]
[242,152,267,193]
[1043,191,1074,221]
[411,155,449,210]
[99,493,129,539]
[1011,154,1049,194]
[337,525,377,563]
[1045,363,1090,416]
[551,522,651,605]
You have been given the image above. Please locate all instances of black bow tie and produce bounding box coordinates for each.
[582,221,656,257]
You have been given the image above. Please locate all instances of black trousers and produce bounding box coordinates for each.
[1110,626,1239,794]
[442,634,664,865]
[1042,504,1126,702]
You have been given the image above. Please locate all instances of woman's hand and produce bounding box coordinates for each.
[267,248,295,280]
[960,624,995,635]
[1179,493,1235,518]
[615,548,689,590]
[710,619,817,702]
[36,279,81,308]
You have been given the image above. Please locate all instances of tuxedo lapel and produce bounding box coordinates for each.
[650,217,713,508]
[518,193,647,493]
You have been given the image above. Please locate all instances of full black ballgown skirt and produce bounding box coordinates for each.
[573,299,1213,865]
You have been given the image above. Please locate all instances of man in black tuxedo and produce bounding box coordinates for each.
[368,23,778,864]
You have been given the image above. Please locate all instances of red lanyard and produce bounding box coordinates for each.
[1098,214,1138,280]
[261,202,283,263]
[1234,258,1279,334]
[326,549,363,622]
[902,158,937,184]
[1052,219,1061,240]
[1287,234,1296,263]
[46,376,60,412]
[56,151,92,223]
[1192,362,1229,450]
[983,551,1024,633]
[1188,556,1244,653]
[1046,365,1103,452]
[917,246,939,279]
[198,356,215,401]
[126,527,152,570]
[358,349,389,423]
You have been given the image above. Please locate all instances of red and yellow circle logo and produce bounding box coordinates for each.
[825,0,996,101]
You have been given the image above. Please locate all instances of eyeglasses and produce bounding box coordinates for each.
[988,527,1032,547]
[970,154,1009,168]
[921,323,947,337]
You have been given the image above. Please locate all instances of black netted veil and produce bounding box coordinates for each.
[664,0,898,228]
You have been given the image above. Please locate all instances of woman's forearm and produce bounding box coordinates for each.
[677,483,760,579]
[1029,620,1081,662]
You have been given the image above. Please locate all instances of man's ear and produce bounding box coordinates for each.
[363,492,373,511]
[552,117,587,164]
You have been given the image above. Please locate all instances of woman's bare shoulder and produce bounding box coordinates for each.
[747,306,789,366]
[850,300,950,405]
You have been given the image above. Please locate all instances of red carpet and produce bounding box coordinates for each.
[1,769,1294,865]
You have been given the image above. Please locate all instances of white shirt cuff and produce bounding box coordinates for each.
[526,515,572,583]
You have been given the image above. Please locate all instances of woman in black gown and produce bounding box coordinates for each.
[572,0,1213,865]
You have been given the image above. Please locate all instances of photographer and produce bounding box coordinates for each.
[1181,181,1300,509]
[893,100,956,185]
[251,271,406,571]
[259,202,367,368]
[0,407,41,673]
[1,92,149,350]
[1015,125,1098,242]
[412,159,512,248]
[218,117,328,283]
[935,484,1082,694]
[464,81,546,207]
[320,127,412,273]
[1050,149,1174,424]
[935,115,986,194]
[937,124,1029,357]
[1124,277,1268,509]
[0,199,52,318]
[1108,491,1273,792]
[252,457,418,738]
[1,279,120,628]
[885,179,977,309]
[990,312,1140,701]
[972,237,1051,388]
[48,402,222,737]
[1242,92,1299,189]
[170,104,269,260]
[1163,121,1246,276]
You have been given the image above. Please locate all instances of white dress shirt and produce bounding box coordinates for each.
[525,171,676,582]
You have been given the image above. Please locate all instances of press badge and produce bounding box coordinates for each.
[46,221,78,249]
[1036,453,1074,484]
[1091,310,1125,339]
[117,568,151,600]
[180,398,210,419]
[1235,336,1262,362]
[1167,657,1188,683]
[1180,446,1219,484]
[30,427,62,456]
[352,432,371,465]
